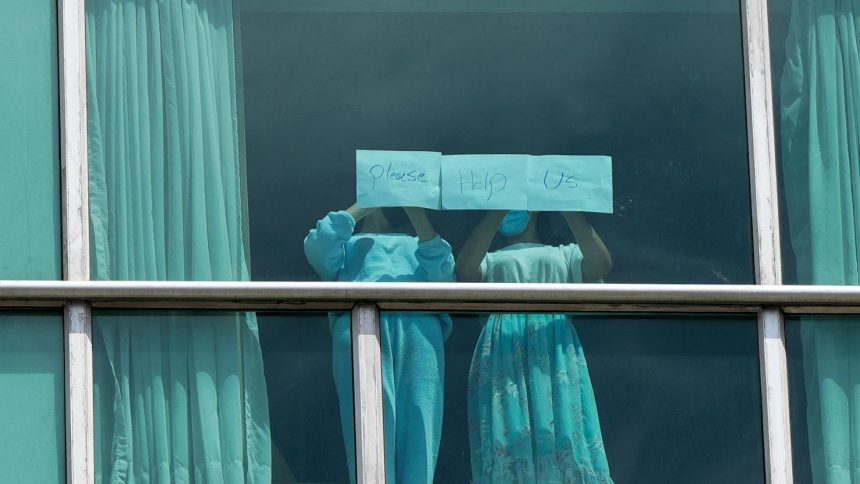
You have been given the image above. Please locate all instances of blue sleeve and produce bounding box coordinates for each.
[303,211,355,281]
[414,235,455,282]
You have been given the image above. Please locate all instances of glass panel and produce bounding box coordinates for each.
[0,312,65,483]
[93,311,351,483]
[0,0,61,279]
[242,0,753,284]
[379,311,763,482]
[770,0,860,285]
[786,315,860,483]
[87,0,754,284]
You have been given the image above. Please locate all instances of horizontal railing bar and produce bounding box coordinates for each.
[0,281,857,308]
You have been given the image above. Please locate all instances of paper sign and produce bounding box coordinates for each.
[441,154,529,210]
[526,155,613,213]
[356,150,441,209]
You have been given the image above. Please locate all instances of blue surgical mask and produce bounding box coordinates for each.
[498,210,530,237]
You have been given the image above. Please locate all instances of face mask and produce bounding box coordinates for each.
[498,210,531,237]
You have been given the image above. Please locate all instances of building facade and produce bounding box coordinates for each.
[1,0,857,483]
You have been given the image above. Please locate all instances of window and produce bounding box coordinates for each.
[0,0,61,279]
[0,312,64,483]
[2,0,849,482]
[92,311,348,483]
[387,312,764,483]
[0,1,64,481]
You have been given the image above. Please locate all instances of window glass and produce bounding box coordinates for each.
[93,311,351,483]
[0,0,61,279]
[380,311,763,482]
[87,0,754,284]
[786,315,860,483]
[0,312,65,483]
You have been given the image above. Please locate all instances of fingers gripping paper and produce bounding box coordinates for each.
[356,150,442,209]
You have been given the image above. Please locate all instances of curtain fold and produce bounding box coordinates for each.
[781,0,860,481]
[86,0,271,481]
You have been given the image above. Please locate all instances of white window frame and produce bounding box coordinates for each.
[1,0,826,481]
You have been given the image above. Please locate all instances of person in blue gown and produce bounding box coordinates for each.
[304,204,454,484]
[457,210,614,484]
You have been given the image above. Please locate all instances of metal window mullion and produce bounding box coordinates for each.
[741,0,793,480]
[351,303,386,484]
[59,0,94,481]
[759,308,792,483]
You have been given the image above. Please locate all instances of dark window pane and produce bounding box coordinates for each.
[381,312,764,483]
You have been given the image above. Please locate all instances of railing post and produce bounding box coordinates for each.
[351,303,386,484]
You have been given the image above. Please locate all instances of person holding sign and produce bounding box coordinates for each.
[456,210,614,484]
[304,204,453,484]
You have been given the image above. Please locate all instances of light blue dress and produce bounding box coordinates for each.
[304,211,453,484]
[468,243,613,484]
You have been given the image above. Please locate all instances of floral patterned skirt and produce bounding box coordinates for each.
[467,313,613,484]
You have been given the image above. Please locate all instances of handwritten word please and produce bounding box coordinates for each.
[369,163,428,189]
[459,170,507,200]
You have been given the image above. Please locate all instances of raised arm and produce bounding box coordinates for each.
[304,204,376,280]
[405,207,455,282]
[404,207,437,242]
[561,212,612,282]
[455,210,506,282]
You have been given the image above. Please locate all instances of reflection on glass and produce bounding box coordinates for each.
[394,313,764,483]
[94,311,350,483]
[772,0,860,479]
[0,312,64,483]
[305,205,453,482]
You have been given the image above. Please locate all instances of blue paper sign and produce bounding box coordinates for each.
[526,155,613,213]
[441,155,529,210]
[356,150,442,209]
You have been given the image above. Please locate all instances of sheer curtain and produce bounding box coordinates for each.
[781,0,860,481]
[86,0,271,481]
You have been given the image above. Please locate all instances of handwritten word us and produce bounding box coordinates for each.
[542,170,579,190]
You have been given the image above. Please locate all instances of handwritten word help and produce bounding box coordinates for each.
[458,170,507,200]
[369,162,428,190]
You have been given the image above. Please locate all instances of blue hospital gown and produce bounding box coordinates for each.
[304,211,453,484]
[468,243,613,484]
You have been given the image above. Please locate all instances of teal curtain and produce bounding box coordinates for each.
[781,0,860,481]
[86,0,271,482]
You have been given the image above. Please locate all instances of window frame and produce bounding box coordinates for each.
[5,0,806,481]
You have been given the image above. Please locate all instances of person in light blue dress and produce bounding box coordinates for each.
[304,204,453,484]
[458,210,614,484]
